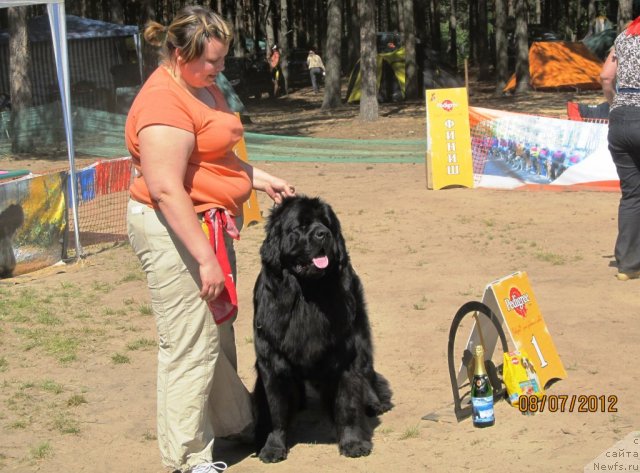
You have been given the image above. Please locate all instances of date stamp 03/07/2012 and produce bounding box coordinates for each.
[517,394,619,414]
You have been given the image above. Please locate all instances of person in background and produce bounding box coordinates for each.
[306,48,325,94]
[601,16,640,281]
[125,6,295,473]
[269,44,281,96]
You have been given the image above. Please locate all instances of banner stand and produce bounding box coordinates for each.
[425,87,475,190]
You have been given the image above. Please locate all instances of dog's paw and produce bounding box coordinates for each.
[339,439,372,458]
[365,400,394,417]
[378,399,394,414]
[258,444,288,463]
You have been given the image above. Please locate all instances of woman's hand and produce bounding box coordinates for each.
[240,162,296,204]
[199,258,226,301]
[264,177,296,204]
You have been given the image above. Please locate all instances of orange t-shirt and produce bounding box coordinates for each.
[125,66,252,216]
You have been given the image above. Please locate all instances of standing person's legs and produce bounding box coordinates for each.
[272,68,280,96]
[608,106,640,277]
[310,68,319,92]
[127,201,253,471]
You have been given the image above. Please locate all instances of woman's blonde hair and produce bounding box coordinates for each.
[144,5,233,64]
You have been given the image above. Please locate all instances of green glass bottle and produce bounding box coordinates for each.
[471,345,495,427]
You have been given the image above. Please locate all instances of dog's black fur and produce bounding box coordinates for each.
[252,196,393,463]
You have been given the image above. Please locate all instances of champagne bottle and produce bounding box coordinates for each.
[471,345,495,427]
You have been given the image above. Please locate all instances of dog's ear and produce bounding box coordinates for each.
[259,209,283,273]
[322,200,350,267]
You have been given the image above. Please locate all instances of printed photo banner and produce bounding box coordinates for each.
[0,172,67,278]
[469,106,619,191]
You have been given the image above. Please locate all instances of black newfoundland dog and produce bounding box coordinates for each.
[252,195,393,463]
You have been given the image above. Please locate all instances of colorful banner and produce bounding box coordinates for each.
[0,172,67,277]
[469,106,618,191]
[425,88,474,190]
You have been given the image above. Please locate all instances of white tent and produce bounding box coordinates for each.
[1,0,82,257]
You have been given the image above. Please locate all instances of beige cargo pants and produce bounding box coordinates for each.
[127,199,253,471]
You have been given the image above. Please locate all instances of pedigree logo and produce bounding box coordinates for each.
[504,287,530,318]
[438,99,456,111]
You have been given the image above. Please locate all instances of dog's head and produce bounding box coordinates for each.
[260,196,349,278]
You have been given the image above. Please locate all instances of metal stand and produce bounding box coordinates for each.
[447,301,509,422]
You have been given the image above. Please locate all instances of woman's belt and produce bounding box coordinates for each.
[618,87,640,94]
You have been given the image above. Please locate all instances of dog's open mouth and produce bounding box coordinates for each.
[312,255,329,269]
[293,254,329,273]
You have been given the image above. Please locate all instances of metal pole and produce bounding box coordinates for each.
[47,1,83,258]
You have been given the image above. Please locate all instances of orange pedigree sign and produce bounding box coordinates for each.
[489,271,567,389]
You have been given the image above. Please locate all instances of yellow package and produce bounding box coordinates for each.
[503,350,544,406]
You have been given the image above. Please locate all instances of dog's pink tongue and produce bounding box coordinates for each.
[312,256,329,269]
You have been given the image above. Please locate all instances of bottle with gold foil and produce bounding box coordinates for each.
[471,345,495,427]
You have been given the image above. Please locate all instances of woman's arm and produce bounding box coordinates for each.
[139,125,225,302]
[601,49,618,105]
[239,160,296,203]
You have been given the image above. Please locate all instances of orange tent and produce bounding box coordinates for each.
[504,41,603,92]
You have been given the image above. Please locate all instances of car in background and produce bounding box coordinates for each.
[224,56,273,100]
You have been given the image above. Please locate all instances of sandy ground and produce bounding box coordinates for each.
[1,86,639,472]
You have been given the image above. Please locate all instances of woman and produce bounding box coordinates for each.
[601,16,640,281]
[125,6,295,473]
[306,49,325,93]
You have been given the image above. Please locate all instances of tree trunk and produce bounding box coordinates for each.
[110,0,124,23]
[617,0,633,32]
[494,0,508,94]
[233,0,246,57]
[322,0,343,109]
[278,0,290,94]
[358,0,378,121]
[429,0,441,54]
[8,6,33,153]
[403,0,418,99]
[575,0,583,38]
[448,0,457,71]
[514,0,530,94]
[468,0,476,65]
[265,0,276,51]
[533,0,541,23]
[587,0,597,35]
[346,0,360,74]
[477,0,490,80]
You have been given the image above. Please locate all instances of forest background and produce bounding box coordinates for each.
[2,0,640,129]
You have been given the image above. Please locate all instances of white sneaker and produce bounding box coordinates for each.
[191,462,227,473]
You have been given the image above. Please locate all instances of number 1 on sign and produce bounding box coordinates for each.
[531,335,549,368]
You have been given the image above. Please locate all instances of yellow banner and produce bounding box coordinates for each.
[233,134,263,227]
[488,271,567,389]
[425,88,474,190]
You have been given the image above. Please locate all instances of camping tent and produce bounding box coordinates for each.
[504,41,603,92]
[1,0,82,257]
[346,47,406,103]
[0,14,141,109]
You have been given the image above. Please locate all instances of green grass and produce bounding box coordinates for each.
[53,412,80,434]
[0,275,152,455]
[67,394,88,407]
[126,338,156,351]
[30,442,53,459]
[119,272,145,283]
[136,304,153,316]
[398,424,421,440]
[111,353,130,364]
[41,380,64,394]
